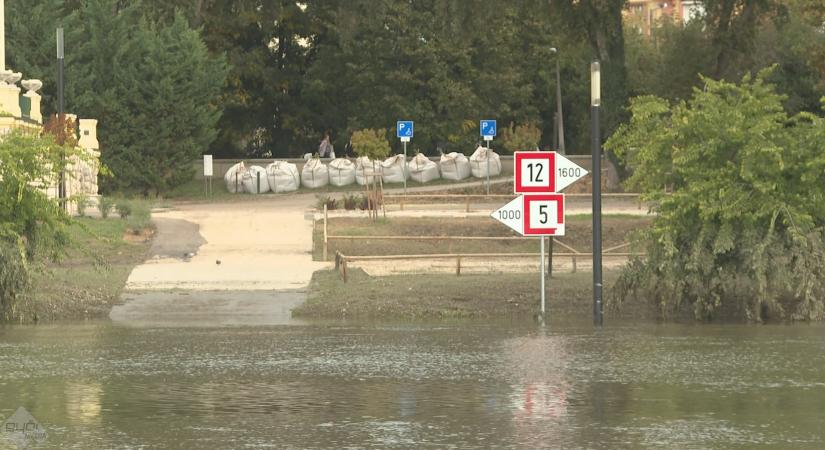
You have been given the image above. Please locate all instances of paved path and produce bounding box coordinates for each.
[124,194,327,291]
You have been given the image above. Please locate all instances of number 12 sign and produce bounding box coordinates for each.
[514,151,588,194]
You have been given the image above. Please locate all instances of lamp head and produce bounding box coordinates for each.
[590,61,601,107]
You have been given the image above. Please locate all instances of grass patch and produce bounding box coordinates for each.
[314,215,652,260]
[24,217,151,322]
[296,268,643,320]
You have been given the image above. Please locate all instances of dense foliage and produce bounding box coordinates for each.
[8,0,227,195]
[0,129,80,319]
[606,72,825,321]
[5,0,824,194]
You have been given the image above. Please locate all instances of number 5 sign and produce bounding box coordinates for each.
[514,151,588,193]
[491,194,565,236]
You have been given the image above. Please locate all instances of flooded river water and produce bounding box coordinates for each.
[1,318,824,449]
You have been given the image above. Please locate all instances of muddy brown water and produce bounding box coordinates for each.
[1,315,824,449]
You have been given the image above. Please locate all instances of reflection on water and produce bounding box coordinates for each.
[1,319,825,448]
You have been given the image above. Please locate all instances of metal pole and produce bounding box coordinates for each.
[540,236,546,316]
[486,139,491,195]
[591,60,603,327]
[556,57,565,154]
[403,141,407,195]
[57,27,66,213]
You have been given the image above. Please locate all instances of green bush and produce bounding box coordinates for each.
[607,71,825,322]
[0,241,29,320]
[351,129,390,161]
[501,122,542,154]
[116,202,132,219]
[128,201,151,229]
[315,194,340,211]
[98,196,115,219]
[342,193,359,210]
[75,195,90,217]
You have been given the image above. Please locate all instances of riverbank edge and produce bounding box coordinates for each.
[7,219,154,324]
[295,267,657,320]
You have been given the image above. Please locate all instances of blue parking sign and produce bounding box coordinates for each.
[397,121,414,138]
[481,120,496,138]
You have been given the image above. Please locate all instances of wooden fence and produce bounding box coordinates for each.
[333,249,641,282]
[382,193,644,212]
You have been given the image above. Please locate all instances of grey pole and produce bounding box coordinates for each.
[591,61,603,327]
[57,27,66,212]
[540,236,546,316]
[486,139,491,195]
[551,48,565,154]
[403,140,407,195]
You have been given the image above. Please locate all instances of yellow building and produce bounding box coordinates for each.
[624,0,705,36]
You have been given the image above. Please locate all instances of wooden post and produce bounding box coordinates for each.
[465,197,471,213]
[323,203,328,261]
[342,258,348,282]
[456,256,462,276]
[572,255,577,273]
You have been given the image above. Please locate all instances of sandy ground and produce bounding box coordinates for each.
[125,194,329,291]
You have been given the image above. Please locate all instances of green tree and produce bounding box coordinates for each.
[64,3,227,195]
[606,72,825,321]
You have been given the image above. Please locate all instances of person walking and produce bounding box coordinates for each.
[318,131,334,158]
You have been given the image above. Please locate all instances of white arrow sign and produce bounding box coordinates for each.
[554,153,588,192]
[491,195,524,235]
[491,194,565,236]
[514,151,588,193]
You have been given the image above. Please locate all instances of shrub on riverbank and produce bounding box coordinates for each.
[607,71,825,321]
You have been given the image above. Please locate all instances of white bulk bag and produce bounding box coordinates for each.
[408,153,440,184]
[328,158,356,187]
[439,152,471,181]
[224,162,247,193]
[266,161,300,193]
[301,158,329,189]
[381,154,409,184]
[355,156,381,186]
[469,146,502,178]
[242,165,270,194]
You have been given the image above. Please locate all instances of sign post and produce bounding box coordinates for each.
[397,121,413,195]
[203,155,213,197]
[492,151,588,318]
[480,120,496,194]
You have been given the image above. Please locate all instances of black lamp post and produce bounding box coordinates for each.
[591,60,603,326]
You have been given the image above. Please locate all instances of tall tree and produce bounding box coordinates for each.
[61,1,227,194]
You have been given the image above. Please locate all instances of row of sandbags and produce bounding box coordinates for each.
[225,161,300,194]
[223,147,501,193]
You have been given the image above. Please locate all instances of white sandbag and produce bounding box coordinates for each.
[381,154,409,184]
[355,156,381,186]
[328,158,356,186]
[266,161,300,193]
[408,153,440,184]
[241,165,270,194]
[439,152,471,181]
[301,158,329,189]
[469,146,502,178]
[224,162,247,193]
